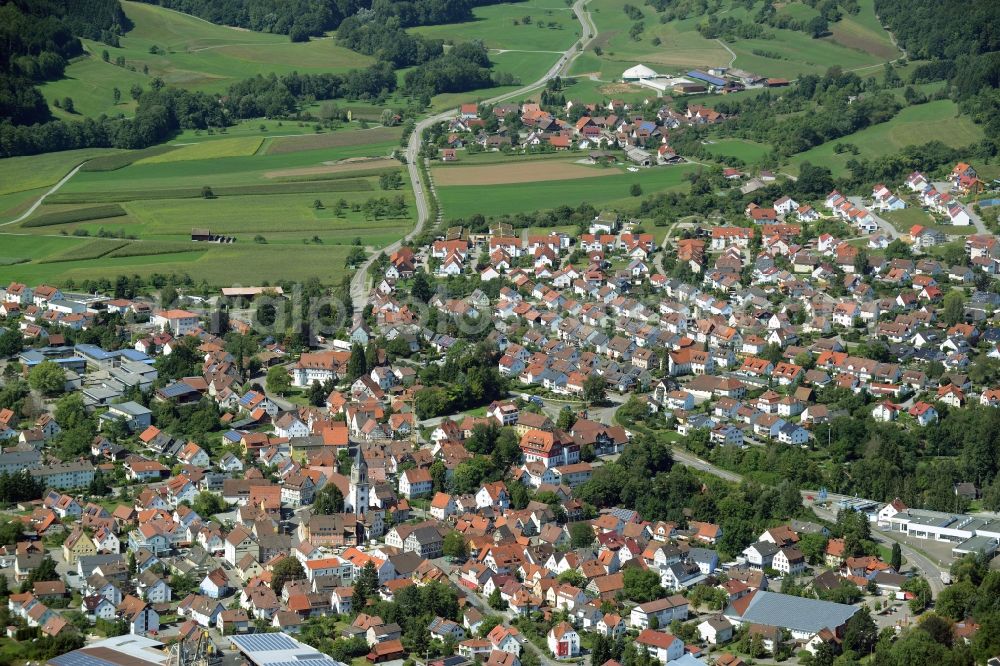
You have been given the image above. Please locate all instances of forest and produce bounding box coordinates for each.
[136,0,518,40]
[0,0,509,156]
[875,0,1000,100]
[0,0,129,126]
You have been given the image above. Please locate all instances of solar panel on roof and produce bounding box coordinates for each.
[51,654,117,666]
[232,633,299,651]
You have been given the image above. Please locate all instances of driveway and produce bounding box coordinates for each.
[847,196,898,239]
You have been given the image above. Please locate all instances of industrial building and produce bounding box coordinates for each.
[229,632,346,666]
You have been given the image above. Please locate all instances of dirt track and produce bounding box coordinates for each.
[432,160,615,186]
[264,158,400,179]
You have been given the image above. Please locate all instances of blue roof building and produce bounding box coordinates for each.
[687,70,727,87]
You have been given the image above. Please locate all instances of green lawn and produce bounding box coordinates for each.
[136,137,264,163]
[703,138,772,164]
[40,0,373,119]
[787,100,984,174]
[0,148,120,196]
[555,76,653,106]
[826,0,899,62]
[490,51,561,87]
[576,0,898,83]
[0,236,356,286]
[437,162,699,218]
[1,119,413,285]
[580,1,731,75]
[882,208,975,237]
[410,0,580,52]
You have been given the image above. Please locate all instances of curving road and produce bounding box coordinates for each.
[2,162,87,227]
[349,0,596,315]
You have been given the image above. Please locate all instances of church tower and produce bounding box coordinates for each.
[345,445,369,515]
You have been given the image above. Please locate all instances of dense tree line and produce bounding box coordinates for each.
[223,65,397,118]
[0,61,398,157]
[414,340,506,418]
[336,15,444,67]
[0,0,127,126]
[575,432,803,557]
[137,0,514,40]
[714,69,903,156]
[403,41,513,97]
[135,0,366,40]
[876,0,1000,103]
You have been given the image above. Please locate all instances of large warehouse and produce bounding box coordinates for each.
[48,635,169,666]
[229,633,346,666]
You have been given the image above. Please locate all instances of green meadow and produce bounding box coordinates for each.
[0,236,356,286]
[703,139,772,164]
[0,149,121,197]
[40,0,372,119]
[572,0,898,83]
[3,120,414,286]
[786,100,984,174]
[437,162,700,218]
[410,0,581,51]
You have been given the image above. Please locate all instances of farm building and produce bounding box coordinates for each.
[627,148,653,167]
[687,70,727,87]
[622,64,659,81]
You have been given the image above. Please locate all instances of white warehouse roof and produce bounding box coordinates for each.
[622,64,659,80]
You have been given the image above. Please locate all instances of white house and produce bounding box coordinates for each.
[772,547,806,575]
[399,468,434,499]
[697,616,734,645]
[152,310,200,336]
[871,402,898,422]
[636,629,684,663]
[547,622,580,659]
[629,596,689,629]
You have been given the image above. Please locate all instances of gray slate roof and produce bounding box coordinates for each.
[726,590,857,634]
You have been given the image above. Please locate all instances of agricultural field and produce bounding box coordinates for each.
[571,0,898,84]
[702,139,772,164]
[432,161,612,186]
[2,124,415,286]
[785,100,984,174]
[436,159,699,218]
[39,0,372,119]
[410,0,581,52]
[136,137,264,163]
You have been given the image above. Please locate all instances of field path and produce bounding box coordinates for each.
[2,162,85,227]
[716,39,736,67]
[349,0,597,315]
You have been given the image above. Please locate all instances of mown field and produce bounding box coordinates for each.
[786,100,984,174]
[410,0,580,52]
[436,160,699,218]
[2,122,415,286]
[0,234,356,285]
[571,0,898,84]
[40,0,373,119]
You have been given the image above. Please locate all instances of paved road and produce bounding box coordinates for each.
[967,205,990,235]
[434,558,563,666]
[349,0,597,315]
[847,196,898,240]
[931,181,989,234]
[670,447,744,483]
[3,162,87,226]
[802,491,945,595]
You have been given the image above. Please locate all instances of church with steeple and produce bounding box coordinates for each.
[344,445,370,515]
